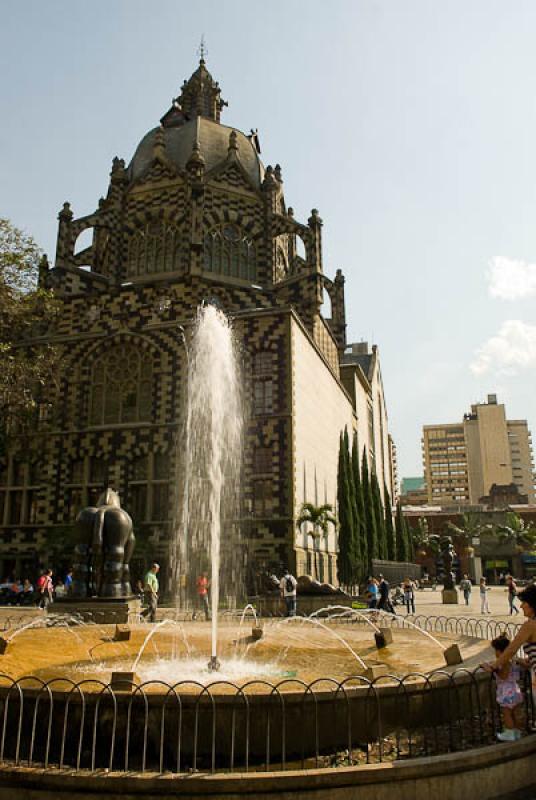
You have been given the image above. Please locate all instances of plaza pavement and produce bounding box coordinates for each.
[0,585,527,625]
[406,585,526,623]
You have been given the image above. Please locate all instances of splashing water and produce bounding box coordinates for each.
[276,616,368,670]
[170,305,244,665]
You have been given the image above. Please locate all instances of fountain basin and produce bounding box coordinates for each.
[0,619,494,769]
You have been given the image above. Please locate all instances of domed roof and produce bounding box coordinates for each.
[127,117,265,188]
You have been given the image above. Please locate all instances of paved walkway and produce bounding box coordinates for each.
[405,585,525,622]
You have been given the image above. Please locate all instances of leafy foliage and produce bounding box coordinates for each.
[496,512,536,549]
[384,482,397,561]
[297,501,338,580]
[336,433,354,588]
[0,219,60,454]
[446,512,491,545]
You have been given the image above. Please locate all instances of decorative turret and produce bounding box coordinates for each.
[186,137,206,182]
[176,57,227,123]
[55,202,73,264]
[308,208,323,273]
[228,129,238,154]
[153,126,166,160]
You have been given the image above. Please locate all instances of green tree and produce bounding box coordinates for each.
[496,512,536,549]
[351,434,367,581]
[343,428,360,585]
[0,218,59,455]
[371,471,386,559]
[361,449,378,569]
[446,512,491,548]
[297,501,338,581]
[384,483,397,561]
[395,501,410,562]
[336,433,354,588]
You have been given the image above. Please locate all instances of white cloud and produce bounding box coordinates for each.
[487,256,536,300]
[470,320,536,376]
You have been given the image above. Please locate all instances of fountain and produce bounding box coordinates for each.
[171,304,244,670]
[0,306,519,791]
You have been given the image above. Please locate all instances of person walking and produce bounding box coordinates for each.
[480,577,491,614]
[64,569,73,595]
[365,576,379,609]
[280,568,297,617]
[141,563,160,623]
[402,577,416,615]
[194,572,210,621]
[506,575,520,615]
[460,574,472,606]
[36,569,53,609]
[378,575,395,614]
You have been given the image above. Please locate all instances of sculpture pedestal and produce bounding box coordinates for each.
[442,589,459,604]
[48,596,141,624]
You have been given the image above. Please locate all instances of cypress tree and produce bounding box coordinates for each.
[384,483,397,561]
[351,434,367,581]
[406,516,415,562]
[343,428,359,587]
[337,433,353,589]
[371,471,387,560]
[361,449,378,570]
[396,501,410,563]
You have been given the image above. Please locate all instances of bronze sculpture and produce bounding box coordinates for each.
[72,489,135,598]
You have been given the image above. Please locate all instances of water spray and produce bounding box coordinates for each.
[208,655,221,672]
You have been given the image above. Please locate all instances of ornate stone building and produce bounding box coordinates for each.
[0,58,396,591]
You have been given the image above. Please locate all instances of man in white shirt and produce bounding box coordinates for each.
[280,569,298,617]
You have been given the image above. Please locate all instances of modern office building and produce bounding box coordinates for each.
[422,394,535,506]
[400,477,428,506]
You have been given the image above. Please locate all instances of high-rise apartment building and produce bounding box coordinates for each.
[422,394,535,505]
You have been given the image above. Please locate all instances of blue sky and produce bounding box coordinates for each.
[2,0,536,478]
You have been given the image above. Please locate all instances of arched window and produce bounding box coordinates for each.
[89,343,152,425]
[126,221,181,277]
[203,224,257,280]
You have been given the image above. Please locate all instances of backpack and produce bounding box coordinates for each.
[285,575,294,593]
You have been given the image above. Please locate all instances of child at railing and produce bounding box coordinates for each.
[483,633,524,742]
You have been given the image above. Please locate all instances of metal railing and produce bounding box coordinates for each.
[0,667,533,775]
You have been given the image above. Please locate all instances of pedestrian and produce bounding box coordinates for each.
[194,572,210,621]
[141,563,160,623]
[483,634,524,741]
[21,579,34,606]
[506,575,520,615]
[402,577,416,615]
[36,569,53,608]
[280,568,297,617]
[365,576,379,609]
[64,569,73,595]
[492,584,536,715]
[377,574,395,614]
[460,574,472,606]
[480,577,491,614]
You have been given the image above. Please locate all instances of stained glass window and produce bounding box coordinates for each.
[203,225,257,280]
[89,344,152,426]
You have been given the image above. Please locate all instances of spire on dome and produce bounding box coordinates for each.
[177,45,228,123]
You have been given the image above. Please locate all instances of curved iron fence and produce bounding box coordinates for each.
[0,667,533,775]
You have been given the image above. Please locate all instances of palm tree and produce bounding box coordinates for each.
[497,512,536,550]
[296,502,338,581]
[446,512,492,549]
